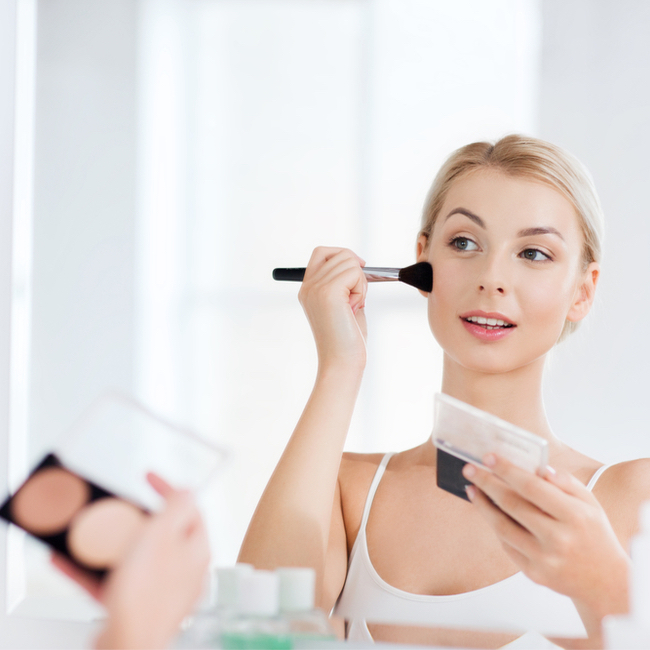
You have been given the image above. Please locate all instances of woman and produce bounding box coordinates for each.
[238,135,650,648]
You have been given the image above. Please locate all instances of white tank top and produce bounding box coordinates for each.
[333,453,611,642]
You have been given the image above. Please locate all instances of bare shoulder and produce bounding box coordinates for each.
[600,458,650,488]
[593,458,650,543]
[338,452,386,553]
[596,458,650,502]
[339,452,386,504]
[340,451,385,480]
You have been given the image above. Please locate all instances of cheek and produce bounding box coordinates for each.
[429,259,463,311]
[518,273,576,325]
[426,259,467,339]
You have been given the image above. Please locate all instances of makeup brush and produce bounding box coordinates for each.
[272,261,433,292]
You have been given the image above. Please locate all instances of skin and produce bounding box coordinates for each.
[52,474,210,650]
[239,169,650,648]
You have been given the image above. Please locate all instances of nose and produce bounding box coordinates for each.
[477,256,507,295]
[479,283,505,294]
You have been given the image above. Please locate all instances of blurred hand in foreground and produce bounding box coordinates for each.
[52,473,211,649]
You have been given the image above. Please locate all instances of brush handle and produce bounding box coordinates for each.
[272,267,400,282]
[272,268,307,281]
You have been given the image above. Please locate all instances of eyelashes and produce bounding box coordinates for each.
[519,248,552,262]
[447,236,553,262]
[448,236,478,252]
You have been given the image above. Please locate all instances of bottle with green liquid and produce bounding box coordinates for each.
[219,569,292,649]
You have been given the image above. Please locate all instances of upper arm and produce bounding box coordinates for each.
[321,479,349,612]
[320,452,384,611]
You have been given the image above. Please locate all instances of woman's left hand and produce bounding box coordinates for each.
[463,455,630,621]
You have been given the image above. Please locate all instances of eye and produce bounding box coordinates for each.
[520,248,551,262]
[450,236,479,252]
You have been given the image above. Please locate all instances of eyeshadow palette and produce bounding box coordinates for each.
[0,454,149,578]
[0,392,228,580]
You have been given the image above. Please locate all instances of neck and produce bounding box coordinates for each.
[440,354,557,442]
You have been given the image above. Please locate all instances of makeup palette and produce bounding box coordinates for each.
[432,393,548,501]
[0,454,148,577]
[0,392,228,579]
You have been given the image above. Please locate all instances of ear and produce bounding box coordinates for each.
[416,234,429,262]
[566,262,600,322]
[416,234,430,297]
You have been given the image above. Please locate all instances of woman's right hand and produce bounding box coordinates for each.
[298,247,368,370]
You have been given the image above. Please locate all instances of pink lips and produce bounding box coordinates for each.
[460,311,516,342]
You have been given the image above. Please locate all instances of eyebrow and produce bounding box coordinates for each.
[445,208,565,241]
[444,208,485,228]
[517,226,564,241]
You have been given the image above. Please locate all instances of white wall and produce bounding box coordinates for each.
[1,0,136,640]
[1,1,99,646]
[29,0,138,461]
[0,0,18,640]
[539,0,650,463]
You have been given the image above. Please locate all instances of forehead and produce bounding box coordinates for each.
[436,169,582,239]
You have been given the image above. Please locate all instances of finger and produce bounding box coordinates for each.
[480,454,593,521]
[50,553,104,601]
[317,246,365,269]
[146,472,175,498]
[304,247,365,283]
[302,253,368,312]
[465,463,553,534]
[186,517,211,565]
[542,465,599,503]
[152,490,203,537]
[310,251,366,290]
[467,485,538,558]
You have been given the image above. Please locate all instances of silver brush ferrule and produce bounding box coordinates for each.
[362,267,400,282]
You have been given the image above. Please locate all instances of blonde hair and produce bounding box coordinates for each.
[420,134,604,341]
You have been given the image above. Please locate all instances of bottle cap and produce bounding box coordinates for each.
[215,563,254,608]
[277,567,315,612]
[239,570,280,617]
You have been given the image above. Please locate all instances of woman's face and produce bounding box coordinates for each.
[417,169,599,375]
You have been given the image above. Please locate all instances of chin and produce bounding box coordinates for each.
[439,335,553,377]
[453,354,524,376]
[452,353,548,377]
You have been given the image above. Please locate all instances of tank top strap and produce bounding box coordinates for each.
[586,464,612,491]
[358,452,394,533]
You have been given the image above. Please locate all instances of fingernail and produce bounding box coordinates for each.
[462,464,476,478]
[465,485,476,500]
[483,453,497,468]
[544,465,556,477]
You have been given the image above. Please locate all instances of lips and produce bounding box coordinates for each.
[460,311,516,341]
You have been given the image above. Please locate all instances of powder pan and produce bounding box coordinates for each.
[0,454,148,579]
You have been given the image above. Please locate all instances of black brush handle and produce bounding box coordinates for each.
[273,268,306,281]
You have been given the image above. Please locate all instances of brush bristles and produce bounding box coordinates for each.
[398,262,433,292]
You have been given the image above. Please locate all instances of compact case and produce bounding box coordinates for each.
[432,393,548,501]
[0,392,228,579]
